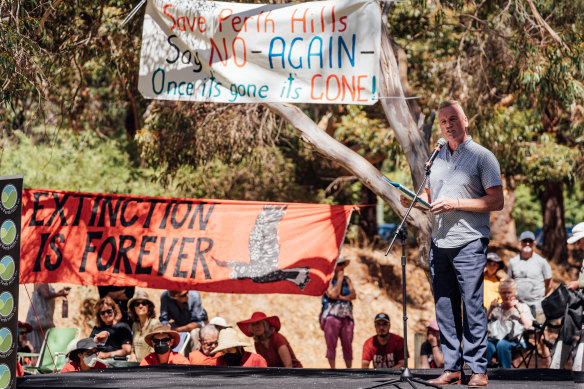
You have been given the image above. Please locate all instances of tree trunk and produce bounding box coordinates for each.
[541,180,567,263]
[490,176,517,245]
[265,20,433,270]
[358,163,381,244]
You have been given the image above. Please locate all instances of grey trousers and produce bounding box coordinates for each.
[430,238,488,373]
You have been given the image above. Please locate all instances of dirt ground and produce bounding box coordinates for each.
[17,243,582,368]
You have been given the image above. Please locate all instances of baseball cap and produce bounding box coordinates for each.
[374,313,390,322]
[519,231,536,242]
[486,253,501,263]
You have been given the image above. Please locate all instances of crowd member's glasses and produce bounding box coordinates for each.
[522,239,534,244]
[134,301,148,307]
[83,350,97,357]
[153,337,172,345]
[203,341,218,348]
[99,309,114,316]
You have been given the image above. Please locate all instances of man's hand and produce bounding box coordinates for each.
[399,195,411,208]
[430,198,458,215]
[567,280,579,290]
[400,194,429,211]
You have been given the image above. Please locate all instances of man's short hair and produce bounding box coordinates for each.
[438,100,465,114]
[200,324,219,340]
[168,290,188,298]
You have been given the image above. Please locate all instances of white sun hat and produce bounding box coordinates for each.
[568,222,584,244]
[209,316,231,329]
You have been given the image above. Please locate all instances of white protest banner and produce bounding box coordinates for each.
[138,0,380,104]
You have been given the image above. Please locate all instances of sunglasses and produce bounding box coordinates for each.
[99,309,114,316]
[202,341,218,348]
[133,301,149,307]
[153,337,172,345]
[521,239,534,244]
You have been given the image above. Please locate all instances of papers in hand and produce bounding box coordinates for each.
[382,176,431,210]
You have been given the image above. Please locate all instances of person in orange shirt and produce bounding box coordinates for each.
[189,324,222,365]
[214,328,267,367]
[60,338,108,373]
[140,327,190,366]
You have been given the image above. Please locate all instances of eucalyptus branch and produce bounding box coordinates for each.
[36,0,64,36]
[325,176,357,196]
[524,0,568,50]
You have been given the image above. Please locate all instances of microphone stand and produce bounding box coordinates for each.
[363,167,440,389]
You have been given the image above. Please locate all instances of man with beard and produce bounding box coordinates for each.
[361,313,405,369]
[507,230,552,324]
[140,327,190,366]
[214,328,267,367]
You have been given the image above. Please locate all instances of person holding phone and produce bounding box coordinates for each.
[90,296,132,362]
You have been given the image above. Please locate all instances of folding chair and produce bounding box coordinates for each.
[27,327,80,373]
[173,332,190,356]
[511,324,555,368]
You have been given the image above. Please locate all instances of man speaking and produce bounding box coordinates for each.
[401,100,503,387]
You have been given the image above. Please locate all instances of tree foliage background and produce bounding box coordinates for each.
[1,0,583,263]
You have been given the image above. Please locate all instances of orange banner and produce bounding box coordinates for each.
[20,189,354,296]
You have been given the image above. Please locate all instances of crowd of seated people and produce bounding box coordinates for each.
[19,230,583,374]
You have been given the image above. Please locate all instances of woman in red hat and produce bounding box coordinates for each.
[237,312,302,368]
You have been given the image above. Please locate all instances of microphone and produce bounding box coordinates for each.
[425,138,447,171]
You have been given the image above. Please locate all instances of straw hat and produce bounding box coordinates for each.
[144,326,180,347]
[209,317,231,329]
[127,289,155,309]
[211,328,250,354]
[237,312,281,337]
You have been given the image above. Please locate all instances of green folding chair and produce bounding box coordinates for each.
[30,327,80,373]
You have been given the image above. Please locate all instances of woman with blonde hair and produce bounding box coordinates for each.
[237,312,302,368]
[90,296,132,360]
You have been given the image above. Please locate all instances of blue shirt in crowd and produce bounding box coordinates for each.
[159,291,207,328]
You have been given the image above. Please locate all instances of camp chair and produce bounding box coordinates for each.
[173,332,190,356]
[511,325,554,368]
[513,285,572,368]
[28,327,80,373]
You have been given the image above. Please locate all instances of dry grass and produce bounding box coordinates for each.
[17,243,578,368]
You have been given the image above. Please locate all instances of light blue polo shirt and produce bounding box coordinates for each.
[426,137,502,248]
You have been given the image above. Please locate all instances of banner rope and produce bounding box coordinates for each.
[24,284,57,372]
